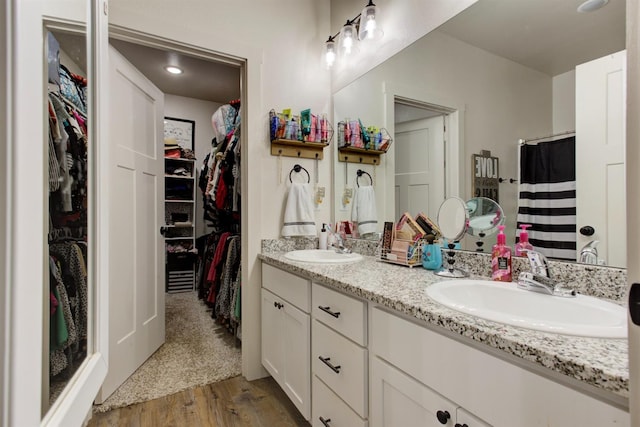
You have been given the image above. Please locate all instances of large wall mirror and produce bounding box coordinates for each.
[333,0,626,267]
[43,0,94,418]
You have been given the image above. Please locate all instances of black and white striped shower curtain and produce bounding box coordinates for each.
[516,136,576,261]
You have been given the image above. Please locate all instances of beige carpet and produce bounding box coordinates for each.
[94,291,242,412]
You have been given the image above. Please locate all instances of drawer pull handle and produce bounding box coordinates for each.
[318,356,341,373]
[454,424,468,427]
[273,301,283,309]
[318,306,341,318]
[319,416,332,426]
[436,410,450,424]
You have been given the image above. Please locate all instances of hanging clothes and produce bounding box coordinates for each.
[517,136,576,261]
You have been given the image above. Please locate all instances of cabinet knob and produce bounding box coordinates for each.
[318,305,341,318]
[273,301,283,309]
[436,410,451,424]
[319,416,332,427]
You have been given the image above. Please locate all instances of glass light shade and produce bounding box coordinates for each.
[324,38,336,69]
[338,21,359,57]
[358,3,384,41]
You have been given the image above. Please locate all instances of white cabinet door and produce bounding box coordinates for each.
[261,288,284,379]
[261,287,310,420]
[282,298,311,419]
[370,356,457,427]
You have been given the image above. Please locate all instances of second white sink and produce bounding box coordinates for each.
[426,279,627,339]
[284,249,363,264]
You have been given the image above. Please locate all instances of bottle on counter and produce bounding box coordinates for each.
[514,224,534,257]
[491,225,512,282]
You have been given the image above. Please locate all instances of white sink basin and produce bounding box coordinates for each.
[426,279,627,339]
[284,249,363,264]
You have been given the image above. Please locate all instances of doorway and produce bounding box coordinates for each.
[393,97,456,222]
[95,34,244,410]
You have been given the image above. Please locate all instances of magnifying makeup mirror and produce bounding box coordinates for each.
[466,197,505,253]
[435,197,469,278]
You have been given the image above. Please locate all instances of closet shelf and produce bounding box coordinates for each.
[271,139,328,160]
[165,174,193,179]
[164,157,195,163]
[165,199,196,203]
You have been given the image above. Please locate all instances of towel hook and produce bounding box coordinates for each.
[356,169,373,187]
[289,164,310,183]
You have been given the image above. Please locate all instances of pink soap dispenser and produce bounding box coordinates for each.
[491,225,512,282]
[515,224,534,257]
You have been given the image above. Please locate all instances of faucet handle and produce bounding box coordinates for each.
[526,250,550,277]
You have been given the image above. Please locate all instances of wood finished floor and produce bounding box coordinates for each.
[88,376,310,427]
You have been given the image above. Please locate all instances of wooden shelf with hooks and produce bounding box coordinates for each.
[338,146,385,165]
[271,138,327,160]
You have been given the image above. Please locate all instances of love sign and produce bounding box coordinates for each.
[472,150,499,203]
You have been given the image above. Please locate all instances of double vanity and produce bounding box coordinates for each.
[259,244,629,427]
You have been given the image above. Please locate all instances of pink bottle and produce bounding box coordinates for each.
[491,225,512,282]
[515,224,534,257]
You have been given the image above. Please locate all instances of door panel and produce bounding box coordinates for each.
[576,50,626,267]
[395,116,445,220]
[97,45,165,401]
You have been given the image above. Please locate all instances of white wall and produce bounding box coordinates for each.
[164,94,224,237]
[329,0,478,92]
[333,30,553,244]
[553,70,576,134]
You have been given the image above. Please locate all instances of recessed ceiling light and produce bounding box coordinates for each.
[577,0,609,13]
[164,65,183,75]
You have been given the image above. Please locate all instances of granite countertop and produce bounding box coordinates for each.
[258,251,629,401]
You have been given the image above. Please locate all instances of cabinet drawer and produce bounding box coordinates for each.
[262,263,310,313]
[312,283,367,346]
[313,376,367,427]
[312,320,368,418]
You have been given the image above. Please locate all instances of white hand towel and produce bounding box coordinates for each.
[281,182,317,237]
[352,185,378,236]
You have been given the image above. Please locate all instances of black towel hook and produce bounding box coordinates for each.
[356,169,373,187]
[289,164,310,183]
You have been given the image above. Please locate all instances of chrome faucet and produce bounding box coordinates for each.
[517,251,576,297]
[327,226,352,254]
[579,240,599,264]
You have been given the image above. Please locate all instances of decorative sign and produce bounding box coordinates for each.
[164,117,195,150]
[472,150,499,203]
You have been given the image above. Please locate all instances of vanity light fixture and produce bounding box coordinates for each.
[164,65,183,75]
[323,0,384,69]
[324,36,337,69]
[358,0,383,41]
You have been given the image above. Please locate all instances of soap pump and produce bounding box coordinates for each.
[491,225,512,282]
[515,224,534,257]
[319,223,328,250]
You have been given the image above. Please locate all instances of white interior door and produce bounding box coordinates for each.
[576,50,626,267]
[394,116,445,220]
[96,45,165,401]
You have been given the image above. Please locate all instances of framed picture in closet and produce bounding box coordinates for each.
[164,117,195,150]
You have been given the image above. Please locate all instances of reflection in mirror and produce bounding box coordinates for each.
[45,25,90,414]
[332,0,626,267]
[465,197,505,253]
[435,197,469,278]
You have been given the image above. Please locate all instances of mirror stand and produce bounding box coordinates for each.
[435,242,468,278]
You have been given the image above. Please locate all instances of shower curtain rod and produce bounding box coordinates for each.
[519,130,575,145]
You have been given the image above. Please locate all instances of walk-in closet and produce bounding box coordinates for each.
[91,38,243,411]
[45,28,90,412]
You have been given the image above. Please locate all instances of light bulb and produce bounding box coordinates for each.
[324,37,337,69]
[358,1,384,41]
[338,20,359,58]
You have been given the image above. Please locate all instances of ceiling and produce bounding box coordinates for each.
[437,0,625,77]
[110,39,241,104]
